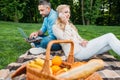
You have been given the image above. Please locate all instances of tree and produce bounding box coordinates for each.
[96,0,120,26]
[108,0,120,25]
[1,0,120,25]
[0,0,26,22]
[81,0,102,25]
[20,0,40,23]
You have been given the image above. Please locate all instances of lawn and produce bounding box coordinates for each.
[0,21,120,69]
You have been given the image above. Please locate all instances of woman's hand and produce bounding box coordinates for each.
[59,13,69,24]
[80,40,88,47]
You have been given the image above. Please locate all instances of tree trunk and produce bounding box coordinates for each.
[90,0,93,24]
[86,19,90,25]
[81,0,85,25]
[14,9,19,23]
[108,0,111,25]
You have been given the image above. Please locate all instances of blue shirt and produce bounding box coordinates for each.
[40,9,58,39]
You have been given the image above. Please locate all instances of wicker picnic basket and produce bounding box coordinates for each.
[26,40,103,80]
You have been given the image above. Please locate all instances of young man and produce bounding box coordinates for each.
[29,0,61,51]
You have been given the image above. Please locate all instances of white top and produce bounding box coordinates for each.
[53,24,83,57]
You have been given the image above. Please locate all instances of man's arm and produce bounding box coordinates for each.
[29,18,47,38]
[47,11,58,37]
[40,18,47,34]
[37,30,43,35]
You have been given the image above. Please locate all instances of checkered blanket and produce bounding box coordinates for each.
[96,53,120,80]
[42,52,120,80]
[7,51,120,80]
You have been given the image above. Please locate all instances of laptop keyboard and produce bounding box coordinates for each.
[26,37,43,43]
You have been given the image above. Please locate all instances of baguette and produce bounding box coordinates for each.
[57,59,104,80]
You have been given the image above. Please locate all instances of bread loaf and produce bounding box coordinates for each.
[57,59,104,80]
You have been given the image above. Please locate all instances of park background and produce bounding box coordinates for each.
[1,0,120,25]
[0,0,120,69]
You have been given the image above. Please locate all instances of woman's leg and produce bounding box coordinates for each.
[96,46,111,54]
[75,33,120,60]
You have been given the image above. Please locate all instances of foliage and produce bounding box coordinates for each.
[20,0,40,23]
[0,0,26,22]
[0,0,120,25]
[96,0,120,26]
[108,0,120,25]
[82,0,102,25]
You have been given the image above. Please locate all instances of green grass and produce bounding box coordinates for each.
[0,21,41,69]
[0,21,120,69]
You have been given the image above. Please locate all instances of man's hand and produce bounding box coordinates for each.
[29,32,38,39]
[80,40,88,47]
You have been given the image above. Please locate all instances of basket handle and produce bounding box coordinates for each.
[41,40,74,74]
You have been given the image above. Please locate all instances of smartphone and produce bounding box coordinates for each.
[59,13,66,19]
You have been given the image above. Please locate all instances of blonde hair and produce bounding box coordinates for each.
[55,5,77,31]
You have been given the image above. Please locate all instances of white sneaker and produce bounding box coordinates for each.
[30,43,35,48]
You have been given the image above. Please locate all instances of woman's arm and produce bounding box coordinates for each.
[75,29,88,47]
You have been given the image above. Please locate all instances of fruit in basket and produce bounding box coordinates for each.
[51,65,61,74]
[55,68,68,75]
[34,58,44,66]
[71,62,87,69]
[28,61,42,70]
[52,56,62,66]
[35,58,52,67]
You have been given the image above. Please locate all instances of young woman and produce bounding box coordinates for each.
[52,4,120,60]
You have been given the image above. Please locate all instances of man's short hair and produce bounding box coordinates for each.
[39,0,51,7]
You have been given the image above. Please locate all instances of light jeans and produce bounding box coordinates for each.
[34,35,61,51]
[75,33,120,60]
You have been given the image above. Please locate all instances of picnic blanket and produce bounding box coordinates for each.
[96,53,120,80]
[5,50,120,80]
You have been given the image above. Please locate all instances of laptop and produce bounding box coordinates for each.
[18,27,43,43]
